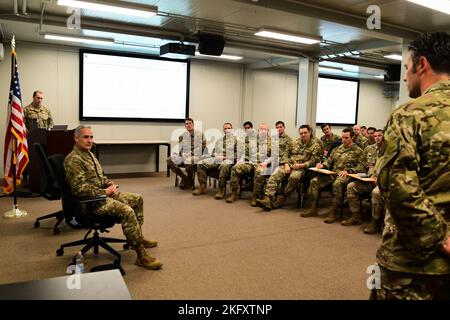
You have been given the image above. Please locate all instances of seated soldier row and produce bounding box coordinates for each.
[166,118,386,234]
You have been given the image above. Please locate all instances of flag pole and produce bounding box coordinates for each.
[3,36,28,219]
[3,141,28,218]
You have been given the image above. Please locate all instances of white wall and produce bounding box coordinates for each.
[242,68,298,138]
[0,42,395,175]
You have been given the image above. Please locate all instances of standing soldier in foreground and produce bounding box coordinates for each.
[374,32,450,300]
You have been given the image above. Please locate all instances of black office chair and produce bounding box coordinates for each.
[48,155,129,269]
[32,143,64,235]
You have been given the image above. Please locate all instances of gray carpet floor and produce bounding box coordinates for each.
[0,174,381,299]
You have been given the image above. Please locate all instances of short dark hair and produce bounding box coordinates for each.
[243,121,253,128]
[361,126,367,130]
[33,90,43,97]
[299,124,311,131]
[185,117,194,124]
[408,32,450,74]
[275,121,285,127]
[321,123,331,130]
[342,127,355,138]
[223,122,233,128]
[367,126,376,133]
[375,129,384,134]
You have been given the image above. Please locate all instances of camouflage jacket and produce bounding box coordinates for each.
[320,133,340,152]
[289,138,322,169]
[353,134,368,150]
[24,103,54,131]
[177,130,206,159]
[375,80,450,275]
[364,142,385,176]
[323,143,365,173]
[238,133,271,164]
[64,145,109,199]
[271,132,293,166]
[211,135,238,163]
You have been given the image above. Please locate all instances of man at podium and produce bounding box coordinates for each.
[24,90,54,131]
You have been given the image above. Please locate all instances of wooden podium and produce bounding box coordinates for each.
[27,128,75,193]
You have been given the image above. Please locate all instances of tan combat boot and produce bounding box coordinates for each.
[179,175,188,189]
[142,239,158,248]
[256,196,272,211]
[134,244,163,270]
[363,218,381,234]
[341,212,362,226]
[193,184,207,196]
[215,188,225,200]
[226,191,238,203]
[300,201,318,217]
[271,195,286,209]
[323,208,337,224]
[250,195,258,207]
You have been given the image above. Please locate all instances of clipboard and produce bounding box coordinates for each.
[308,167,336,175]
[347,173,375,182]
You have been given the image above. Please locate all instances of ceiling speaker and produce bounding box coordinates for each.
[198,33,225,56]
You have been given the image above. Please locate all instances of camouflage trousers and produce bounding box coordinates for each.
[347,183,385,218]
[167,155,197,181]
[308,175,350,208]
[264,166,306,198]
[196,158,233,188]
[93,191,144,247]
[229,163,267,197]
[371,266,450,300]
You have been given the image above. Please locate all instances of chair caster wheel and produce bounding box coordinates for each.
[53,228,60,235]
[34,221,40,228]
[56,248,64,256]
[123,243,130,250]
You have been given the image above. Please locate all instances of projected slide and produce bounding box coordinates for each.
[80,50,190,121]
[316,77,359,125]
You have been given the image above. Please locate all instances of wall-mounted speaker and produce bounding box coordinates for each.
[198,33,225,56]
[384,64,401,82]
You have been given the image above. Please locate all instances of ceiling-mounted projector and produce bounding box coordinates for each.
[160,43,196,58]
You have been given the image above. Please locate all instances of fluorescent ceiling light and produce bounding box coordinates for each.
[57,0,158,18]
[374,75,385,79]
[44,33,114,45]
[255,28,321,45]
[407,0,450,15]
[195,52,243,60]
[384,54,403,61]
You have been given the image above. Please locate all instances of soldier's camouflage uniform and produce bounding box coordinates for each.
[196,135,237,188]
[64,145,145,247]
[373,80,450,300]
[167,130,206,184]
[320,133,340,154]
[353,134,368,150]
[264,137,322,199]
[347,142,385,218]
[229,131,271,198]
[308,143,365,209]
[24,103,54,131]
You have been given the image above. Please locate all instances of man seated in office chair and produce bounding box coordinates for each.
[64,125,162,270]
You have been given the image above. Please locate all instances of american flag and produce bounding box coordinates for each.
[3,48,29,194]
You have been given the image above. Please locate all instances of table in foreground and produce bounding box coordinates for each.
[0,269,131,300]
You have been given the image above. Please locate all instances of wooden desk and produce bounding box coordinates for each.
[0,270,131,300]
[94,140,171,177]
